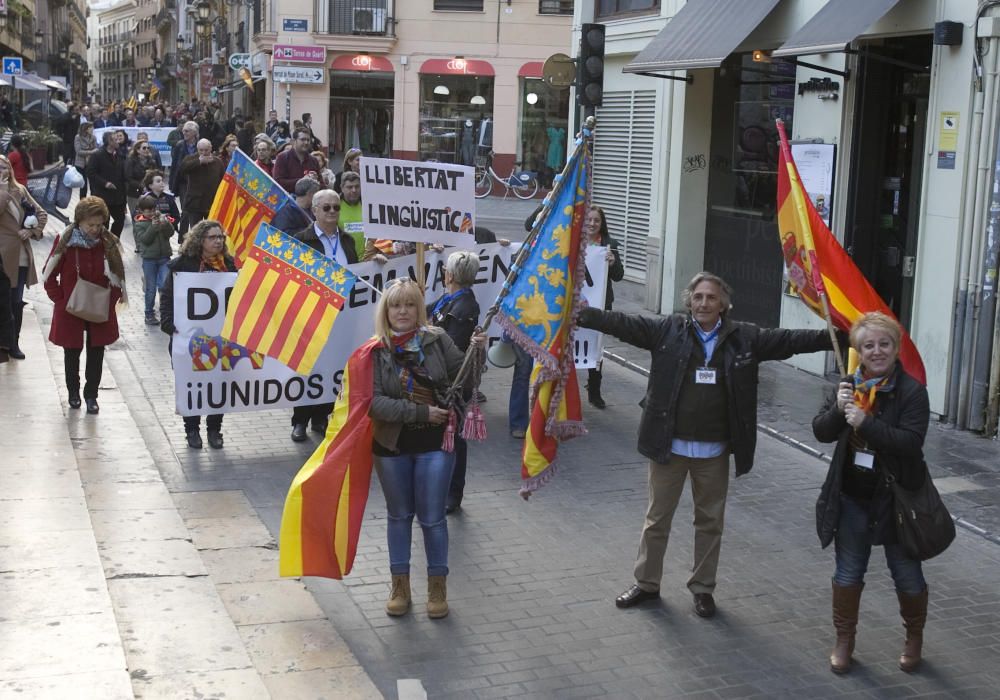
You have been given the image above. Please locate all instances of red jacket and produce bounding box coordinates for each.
[43,237,122,349]
[272,149,320,193]
[8,150,30,185]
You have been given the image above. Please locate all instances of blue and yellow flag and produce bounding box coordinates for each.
[496,136,590,497]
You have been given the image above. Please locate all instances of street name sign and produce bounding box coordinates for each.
[272,65,325,84]
[2,56,22,75]
[282,18,308,32]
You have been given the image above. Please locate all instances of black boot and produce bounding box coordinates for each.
[9,301,25,359]
[587,369,606,409]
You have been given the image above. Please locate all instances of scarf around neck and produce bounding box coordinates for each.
[200,254,228,272]
[852,366,894,414]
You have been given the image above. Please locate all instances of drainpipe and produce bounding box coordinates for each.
[987,267,1000,433]
[971,170,1000,431]
[956,19,1000,428]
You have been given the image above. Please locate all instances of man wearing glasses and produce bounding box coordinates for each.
[272,127,322,194]
[287,188,359,442]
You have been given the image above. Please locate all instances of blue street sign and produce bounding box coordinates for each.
[282,18,308,32]
[2,57,22,76]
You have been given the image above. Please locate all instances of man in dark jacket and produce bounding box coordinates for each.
[176,139,225,238]
[271,177,319,235]
[56,102,80,165]
[170,121,200,239]
[85,131,129,237]
[288,188,358,442]
[577,271,832,618]
[272,128,321,193]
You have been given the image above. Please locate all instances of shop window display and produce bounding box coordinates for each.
[329,73,394,166]
[419,75,494,164]
[519,78,570,188]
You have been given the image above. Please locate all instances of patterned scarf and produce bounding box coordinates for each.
[66,227,101,250]
[852,366,893,414]
[200,254,228,272]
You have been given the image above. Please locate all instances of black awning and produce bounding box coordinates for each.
[773,0,902,58]
[623,0,782,75]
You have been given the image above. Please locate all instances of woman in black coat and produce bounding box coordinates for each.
[812,312,929,675]
[582,205,624,408]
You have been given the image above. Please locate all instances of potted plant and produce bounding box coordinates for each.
[25,126,62,169]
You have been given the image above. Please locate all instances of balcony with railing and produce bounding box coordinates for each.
[311,0,395,51]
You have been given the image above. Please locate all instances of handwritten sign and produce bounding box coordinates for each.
[361,156,476,246]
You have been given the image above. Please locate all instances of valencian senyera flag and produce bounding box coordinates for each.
[209,149,296,266]
[280,338,381,578]
[221,223,355,376]
[776,119,926,384]
[496,135,590,497]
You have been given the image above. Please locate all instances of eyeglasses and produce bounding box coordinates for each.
[318,204,340,212]
[205,234,226,241]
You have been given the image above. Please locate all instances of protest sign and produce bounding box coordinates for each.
[361,157,477,246]
[573,246,609,369]
[173,243,606,416]
[94,126,175,166]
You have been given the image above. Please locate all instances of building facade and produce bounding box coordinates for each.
[246,0,573,176]
[96,0,138,103]
[571,0,1000,434]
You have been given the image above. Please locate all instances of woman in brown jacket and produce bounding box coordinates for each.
[0,154,47,359]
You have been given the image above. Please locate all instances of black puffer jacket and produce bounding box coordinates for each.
[577,308,831,474]
[812,362,929,548]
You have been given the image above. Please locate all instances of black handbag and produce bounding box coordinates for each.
[886,466,956,561]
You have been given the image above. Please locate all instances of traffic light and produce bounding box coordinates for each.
[577,23,605,108]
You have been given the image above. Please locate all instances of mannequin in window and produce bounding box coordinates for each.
[547,126,566,172]
[460,120,476,166]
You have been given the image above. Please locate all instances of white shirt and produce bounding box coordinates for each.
[315,223,348,267]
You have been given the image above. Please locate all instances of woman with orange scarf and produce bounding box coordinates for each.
[813,312,930,675]
[160,219,236,449]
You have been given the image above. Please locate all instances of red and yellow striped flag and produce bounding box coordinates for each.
[280,338,381,578]
[221,223,356,375]
[776,120,926,383]
[209,149,295,266]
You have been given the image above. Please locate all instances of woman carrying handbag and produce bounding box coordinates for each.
[41,197,126,414]
[813,312,938,675]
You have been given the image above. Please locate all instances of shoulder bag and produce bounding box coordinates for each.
[65,249,110,324]
[885,465,956,561]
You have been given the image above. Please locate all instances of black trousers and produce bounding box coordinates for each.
[107,203,127,238]
[183,414,223,432]
[0,256,13,350]
[448,435,468,499]
[64,343,106,399]
[292,402,333,427]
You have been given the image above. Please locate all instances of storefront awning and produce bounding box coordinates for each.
[419,58,494,77]
[623,0,782,76]
[518,62,543,79]
[330,54,394,73]
[773,0,902,58]
[42,79,67,91]
[10,73,50,91]
[0,77,10,87]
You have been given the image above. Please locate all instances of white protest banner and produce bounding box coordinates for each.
[574,246,609,369]
[95,126,175,166]
[361,156,477,247]
[173,243,605,415]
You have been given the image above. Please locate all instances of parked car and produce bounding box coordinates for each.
[22,98,68,128]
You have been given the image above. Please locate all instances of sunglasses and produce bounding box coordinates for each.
[205,234,226,241]
[318,204,340,212]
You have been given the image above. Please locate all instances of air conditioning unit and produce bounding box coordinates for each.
[353,7,386,34]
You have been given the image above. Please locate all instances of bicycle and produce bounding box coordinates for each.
[474,151,539,200]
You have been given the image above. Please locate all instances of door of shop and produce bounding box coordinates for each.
[844,36,932,329]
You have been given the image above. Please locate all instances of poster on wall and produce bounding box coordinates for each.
[783,141,836,298]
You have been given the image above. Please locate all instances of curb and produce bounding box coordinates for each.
[601,349,1000,548]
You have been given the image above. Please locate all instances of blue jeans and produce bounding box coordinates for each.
[375,450,455,576]
[509,344,533,431]
[142,258,170,316]
[834,494,926,594]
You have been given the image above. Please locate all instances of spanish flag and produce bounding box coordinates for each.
[776,119,926,383]
[280,338,381,578]
[221,223,355,376]
[209,149,296,266]
[496,134,590,497]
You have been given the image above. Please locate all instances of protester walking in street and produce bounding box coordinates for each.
[177,139,225,239]
[170,121,199,238]
[272,177,319,235]
[41,197,126,414]
[134,132,163,168]
[86,132,129,238]
[160,219,235,449]
[133,194,173,326]
[813,312,932,675]
[369,278,483,619]
[125,140,158,221]
[236,120,256,154]
[0,154,47,360]
[311,150,335,189]
[338,171,365,254]
[74,122,99,198]
[288,188,358,442]
[583,205,624,409]
[577,271,833,618]
[141,170,180,227]
[253,134,276,176]
[7,135,31,186]
[272,128,321,193]
[332,147,362,195]
[0,252,12,362]
[426,251,481,514]
[219,134,239,168]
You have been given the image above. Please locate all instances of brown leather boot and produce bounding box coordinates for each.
[385,574,411,616]
[897,587,928,673]
[830,582,864,674]
[427,575,449,619]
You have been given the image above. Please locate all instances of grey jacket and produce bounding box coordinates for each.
[369,326,466,452]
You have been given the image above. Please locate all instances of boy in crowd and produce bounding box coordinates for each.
[133,195,174,325]
[141,170,180,230]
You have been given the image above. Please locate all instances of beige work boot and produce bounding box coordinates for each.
[427,575,449,619]
[385,574,411,616]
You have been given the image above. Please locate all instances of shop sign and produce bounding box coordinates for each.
[272,65,325,84]
[361,157,476,247]
[273,44,326,64]
[228,53,250,71]
[282,18,308,32]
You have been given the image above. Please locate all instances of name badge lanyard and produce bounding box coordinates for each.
[695,325,719,385]
[326,234,340,261]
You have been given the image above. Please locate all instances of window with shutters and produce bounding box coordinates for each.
[592,89,656,281]
[434,0,484,10]
[539,0,573,14]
